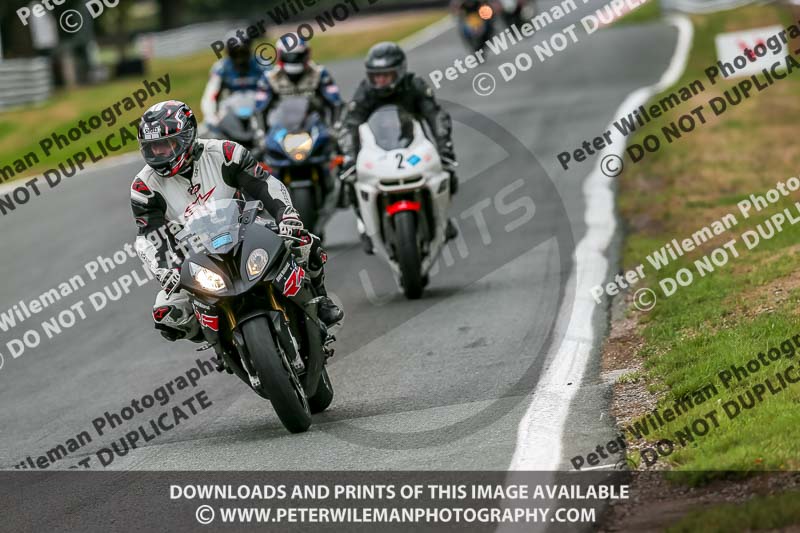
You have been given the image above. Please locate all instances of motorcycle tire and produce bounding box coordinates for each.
[293,187,319,236]
[242,318,312,433]
[394,211,424,299]
[308,367,334,414]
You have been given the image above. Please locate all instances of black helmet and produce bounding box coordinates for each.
[365,42,406,97]
[138,100,198,177]
[226,31,252,73]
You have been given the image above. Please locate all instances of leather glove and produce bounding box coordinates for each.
[291,232,314,266]
[155,267,181,296]
[279,208,304,237]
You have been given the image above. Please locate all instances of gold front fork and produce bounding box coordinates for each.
[267,284,289,322]
[220,302,237,331]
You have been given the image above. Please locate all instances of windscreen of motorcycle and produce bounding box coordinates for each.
[176,198,244,255]
[268,96,312,132]
[217,91,259,143]
[366,105,415,151]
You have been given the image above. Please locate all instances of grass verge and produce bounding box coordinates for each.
[614,2,800,484]
[666,490,800,533]
[615,0,662,26]
[0,11,445,181]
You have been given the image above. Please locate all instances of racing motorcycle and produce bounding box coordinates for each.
[455,1,495,52]
[263,96,337,239]
[344,105,452,300]
[499,0,533,29]
[202,91,264,157]
[175,198,335,433]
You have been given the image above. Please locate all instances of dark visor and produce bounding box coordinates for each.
[281,49,308,64]
[140,129,193,166]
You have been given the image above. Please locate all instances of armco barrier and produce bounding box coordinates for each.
[0,58,52,110]
[663,0,761,13]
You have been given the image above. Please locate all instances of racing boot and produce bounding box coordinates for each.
[356,217,374,255]
[449,172,459,196]
[310,274,344,327]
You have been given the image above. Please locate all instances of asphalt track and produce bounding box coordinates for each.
[0,3,678,472]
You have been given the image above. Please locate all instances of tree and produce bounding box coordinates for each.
[157,0,186,30]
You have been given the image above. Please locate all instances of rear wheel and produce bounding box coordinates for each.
[308,367,334,413]
[241,318,311,433]
[292,187,318,235]
[394,211,424,299]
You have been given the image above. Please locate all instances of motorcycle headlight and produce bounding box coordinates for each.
[246,249,269,280]
[189,262,226,293]
[282,133,313,162]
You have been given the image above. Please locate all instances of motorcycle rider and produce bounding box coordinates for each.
[130,100,343,342]
[451,0,529,30]
[451,0,484,15]
[201,33,269,129]
[257,34,343,128]
[338,42,458,252]
[258,34,344,203]
[498,0,531,28]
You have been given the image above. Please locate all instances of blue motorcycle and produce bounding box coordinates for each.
[263,97,337,238]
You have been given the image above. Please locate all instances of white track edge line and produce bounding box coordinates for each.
[508,14,695,471]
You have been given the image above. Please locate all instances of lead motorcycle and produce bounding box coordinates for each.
[345,105,452,300]
[175,198,335,433]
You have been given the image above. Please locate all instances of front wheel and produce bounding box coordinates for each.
[394,211,424,299]
[292,187,319,235]
[242,318,311,433]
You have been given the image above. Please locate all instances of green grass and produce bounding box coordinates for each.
[615,3,800,483]
[617,370,643,384]
[0,11,445,180]
[614,0,662,26]
[666,491,800,532]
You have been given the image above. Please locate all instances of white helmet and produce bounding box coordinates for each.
[277,33,310,76]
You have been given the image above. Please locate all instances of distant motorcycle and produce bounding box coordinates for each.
[455,1,495,52]
[499,0,534,29]
[202,91,263,157]
[263,97,338,239]
[345,105,452,300]
[175,198,335,433]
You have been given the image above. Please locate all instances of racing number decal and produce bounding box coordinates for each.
[395,153,405,169]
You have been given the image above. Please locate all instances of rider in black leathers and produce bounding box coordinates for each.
[338,42,459,252]
[338,42,458,194]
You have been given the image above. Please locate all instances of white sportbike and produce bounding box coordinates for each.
[347,105,453,299]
